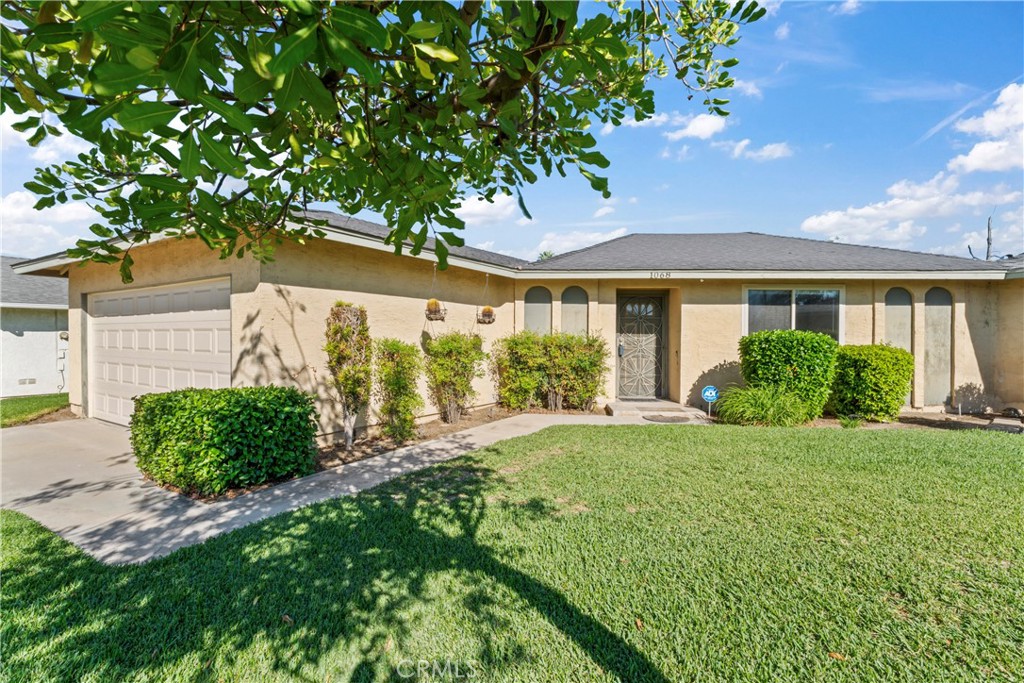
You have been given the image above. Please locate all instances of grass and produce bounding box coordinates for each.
[3,426,1022,682]
[0,393,69,428]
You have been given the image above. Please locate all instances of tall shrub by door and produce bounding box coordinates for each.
[324,302,371,449]
[374,338,423,443]
[424,332,485,424]
[738,330,838,420]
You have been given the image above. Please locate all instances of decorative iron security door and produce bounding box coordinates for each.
[617,295,664,399]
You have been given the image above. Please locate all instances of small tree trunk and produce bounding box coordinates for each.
[343,412,356,451]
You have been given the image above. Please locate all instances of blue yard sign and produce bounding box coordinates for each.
[701,385,719,418]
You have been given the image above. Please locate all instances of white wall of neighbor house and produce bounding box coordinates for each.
[0,307,69,397]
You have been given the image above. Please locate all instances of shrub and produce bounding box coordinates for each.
[490,331,546,410]
[738,330,838,419]
[830,344,914,421]
[324,302,371,449]
[716,386,810,427]
[543,333,609,411]
[424,331,486,423]
[491,332,609,411]
[130,386,318,496]
[374,338,423,443]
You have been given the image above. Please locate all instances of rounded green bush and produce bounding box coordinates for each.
[738,330,838,419]
[130,386,318,496]
[424,332,486,424]
[830,344,914,421]
[374,338,423,443]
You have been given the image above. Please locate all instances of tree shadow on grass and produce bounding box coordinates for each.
[2,453,670,682]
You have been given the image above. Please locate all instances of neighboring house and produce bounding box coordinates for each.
[12,213,1024,432]
[1,255,70,398]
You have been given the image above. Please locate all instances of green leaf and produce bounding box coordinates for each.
[413,43,458,63]
[76,1,130,31]
[196,129,245,178]
[115,101,178,134]
[197,94,254,133]
[329,5,388,50]
[29,23,78,46]
[413,55,433,80]
[516,189,532,220]
[180,133,200,179]
[543,1,578,22]
[90,62,149,96]
[296,68,336,116]
[125,45,159,70]
[267,23,317,76]
[320,25,379,84]
[406,22,442,40]
[233,68,272,103]
[136,174,190,192]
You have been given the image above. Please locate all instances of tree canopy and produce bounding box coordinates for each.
[1,0,765,280]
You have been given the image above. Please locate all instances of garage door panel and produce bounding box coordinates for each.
[89,279,231,425]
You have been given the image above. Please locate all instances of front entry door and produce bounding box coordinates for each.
[617,294,664,399]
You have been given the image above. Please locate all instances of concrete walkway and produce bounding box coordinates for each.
[2,412,692,565]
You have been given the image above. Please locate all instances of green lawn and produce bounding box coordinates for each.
[3,426,1022,682]
[0,393,69,428]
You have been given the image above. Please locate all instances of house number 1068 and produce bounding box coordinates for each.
[650,272,671,279]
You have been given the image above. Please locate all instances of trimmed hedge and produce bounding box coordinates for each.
[424,332,486,424]
[738,330,838,420]
[374,338,423,442]
[830,344,914,421]
[130,386,318,496]
[491,331,609,412]
[490,331,546,410]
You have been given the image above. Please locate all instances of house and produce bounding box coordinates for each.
[12,212,1024,432]
[1,255,70,398]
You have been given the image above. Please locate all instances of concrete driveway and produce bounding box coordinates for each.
[2,413,675,565]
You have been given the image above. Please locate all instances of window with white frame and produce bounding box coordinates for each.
[746,288,842,341]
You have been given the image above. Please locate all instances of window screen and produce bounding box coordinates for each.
[795,290,840,340]
[748,289,792,333]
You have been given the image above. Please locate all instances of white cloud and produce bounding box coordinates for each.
[663,114,727,141]
[830,0,862,16]
[454,193,518,226]
[733,79,763,99]
[713,139,793,161]
[533,228,628,259]
[593,196,619,218]
[515,216,534,226]
[800,173,1022,247]
[931,205,1024,257]
[947,83,1023,173]
[1,190,99,257]
[774,22,790,40]
[628,196,639,205]
[761,0,783,16]
[864,81,975,104]
[0,110,90,164]
[593,206,615,219]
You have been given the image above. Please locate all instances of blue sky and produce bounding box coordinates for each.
[2,1,1022,261]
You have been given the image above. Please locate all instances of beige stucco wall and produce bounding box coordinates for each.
[513,277,1019,412]
[250,239,514,437]
[995,279,1024,406]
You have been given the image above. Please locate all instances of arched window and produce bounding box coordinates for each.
[885,287,913,405]
[884,287,912,351]
[524,286,552,333]
[924,287,952,406]
[560,286,589,335]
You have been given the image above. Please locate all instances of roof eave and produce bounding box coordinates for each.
[0,302,67,309]
[518,269,1009,280]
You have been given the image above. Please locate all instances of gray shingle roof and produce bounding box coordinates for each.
[304,211,530,270]
[1,255,67,306]
[524,232,1009,272]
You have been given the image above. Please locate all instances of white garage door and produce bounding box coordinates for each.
[88,279,231,425]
